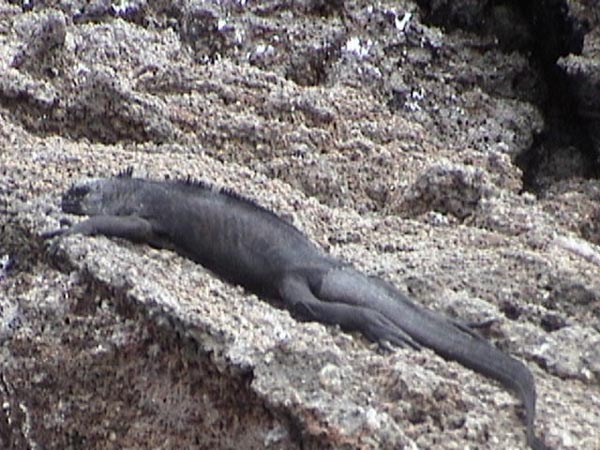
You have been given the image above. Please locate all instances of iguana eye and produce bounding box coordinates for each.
[71,185,90,197]
[63,184,90,200]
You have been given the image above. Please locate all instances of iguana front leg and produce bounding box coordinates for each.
[279,275,421,349]
[42,215,174,250]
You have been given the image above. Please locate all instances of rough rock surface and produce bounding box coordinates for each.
[1,1,599,449]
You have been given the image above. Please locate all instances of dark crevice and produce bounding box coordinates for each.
[512,1,598,191]
[516,63,600,191]
[417,0,598,193]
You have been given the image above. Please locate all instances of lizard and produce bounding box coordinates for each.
[43,169,550,450]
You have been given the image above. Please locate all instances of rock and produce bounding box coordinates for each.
[1,1,599,449]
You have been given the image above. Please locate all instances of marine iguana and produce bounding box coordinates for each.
[43,169,549,450]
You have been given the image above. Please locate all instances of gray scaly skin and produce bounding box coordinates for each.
[44,170,549,450]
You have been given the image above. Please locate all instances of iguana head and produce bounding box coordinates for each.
[61,178,131,216]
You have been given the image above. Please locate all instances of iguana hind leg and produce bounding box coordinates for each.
[279,275,421,349]
[315,267,496,342]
